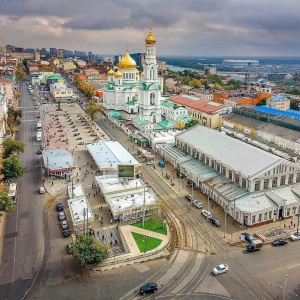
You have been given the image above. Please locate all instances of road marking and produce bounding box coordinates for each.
[288,263,300,269]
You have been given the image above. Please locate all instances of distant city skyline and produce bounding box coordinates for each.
[1,1,300,57]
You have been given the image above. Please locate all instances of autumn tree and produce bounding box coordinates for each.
[6,107,22,137]
[85,101,101,123]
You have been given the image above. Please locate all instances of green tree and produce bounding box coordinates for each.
[2,138,25,159]
[0,155,25,183]
[185,119,199,129]
[85,101,101,122]
[72,234,109,265]
[6,106,22,137]
[0,190,16,212]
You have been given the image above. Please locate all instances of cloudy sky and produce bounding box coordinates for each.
[1,0,300,57]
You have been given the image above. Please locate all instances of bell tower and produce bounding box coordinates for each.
[139,20,161,123]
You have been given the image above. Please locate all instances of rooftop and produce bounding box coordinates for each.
[176,125,284,179]
[42,148,75,171]
[86,140,139,171]
[67,196,94,225]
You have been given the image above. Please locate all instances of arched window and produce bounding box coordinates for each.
[150,93,155,105]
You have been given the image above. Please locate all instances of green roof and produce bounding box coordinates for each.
[161,100,184,109]
[47,75,63,80]
[109,111,122,117]
[133,118,151,125]
[157,120,176,129]
[178,114,194,122]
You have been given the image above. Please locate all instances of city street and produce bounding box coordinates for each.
[0,80,299,300]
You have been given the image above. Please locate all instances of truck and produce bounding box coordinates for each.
[246,239,263,252]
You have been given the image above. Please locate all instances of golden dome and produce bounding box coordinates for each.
[107,68,115,76]
[145,29,156,44]
[114,70,122,78]
[119,51,136,70]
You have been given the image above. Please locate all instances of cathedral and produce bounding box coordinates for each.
[103,25,163,131]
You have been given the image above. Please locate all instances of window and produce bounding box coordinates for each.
[222,166,226,176]
[264,212,267,220]
[254,181,260,191]
[280,176,286,186]
[292,206,297,214]
[272,178,278,187]
[228,170,232,180]
[286,207,290,217]
[288,174,293,184]
[268,211,272,219]
[235,175,239,184]
[263,179,269,189]
[150,93,155,105]
[258,214,262,222]
[296,173,300,182]
[216,163,220,172]
[242,178,246,188]
[252,215,256,224]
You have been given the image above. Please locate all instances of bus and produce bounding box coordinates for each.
[37,121,42,131]
[36,131,42,142]
[8,183,18,202]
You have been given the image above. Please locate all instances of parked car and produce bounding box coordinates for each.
[158,161,165,168]
[290,232,300,241]
[201,210,212,219]
[185,194,194,201]
[39,186,45,194]
[147,160,155,165]
[241,232,254,243]
[139,282,158,295]
[192,200,202,209]
[37,149,43,154]
[272,239,288,246]
[210,217,221,227]
[213,264,228,275]
[56,203,64,212]
[61,220,69,230]
[66,243,73,254]
[58,211,66,221]
[62,229,70,238]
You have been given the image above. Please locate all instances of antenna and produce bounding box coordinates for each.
[149,18,152,30]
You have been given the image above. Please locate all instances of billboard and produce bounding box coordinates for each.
[118,164,135,178]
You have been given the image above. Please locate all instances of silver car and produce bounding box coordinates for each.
[193,200,202,209]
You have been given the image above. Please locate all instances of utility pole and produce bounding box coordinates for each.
[207,194,210,221]
[224,205,227,238]
[269,274,297,299]
[142,186,146,228]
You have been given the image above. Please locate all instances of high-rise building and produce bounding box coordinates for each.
[57,49,64,58]
[50,48,57,57]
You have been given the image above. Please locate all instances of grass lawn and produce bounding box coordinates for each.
[132,232,162,253]
[131,220,167,235]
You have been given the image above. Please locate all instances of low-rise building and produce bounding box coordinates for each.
[169,95,231,128]
[266,94,291,111]
[50,82,73,100]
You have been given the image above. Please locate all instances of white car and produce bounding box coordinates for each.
[202,209,212,219]
[193,200,202,209]
[39,186,45,194]
[213,264,228,275]
[290,232,300,241]
[147,160,155,165]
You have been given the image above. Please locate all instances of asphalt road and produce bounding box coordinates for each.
[0,80,47,299]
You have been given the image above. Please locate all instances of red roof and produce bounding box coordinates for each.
[170,95,227,114]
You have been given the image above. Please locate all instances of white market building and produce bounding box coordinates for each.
[86,140,140,175]
[95,176,159,221]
